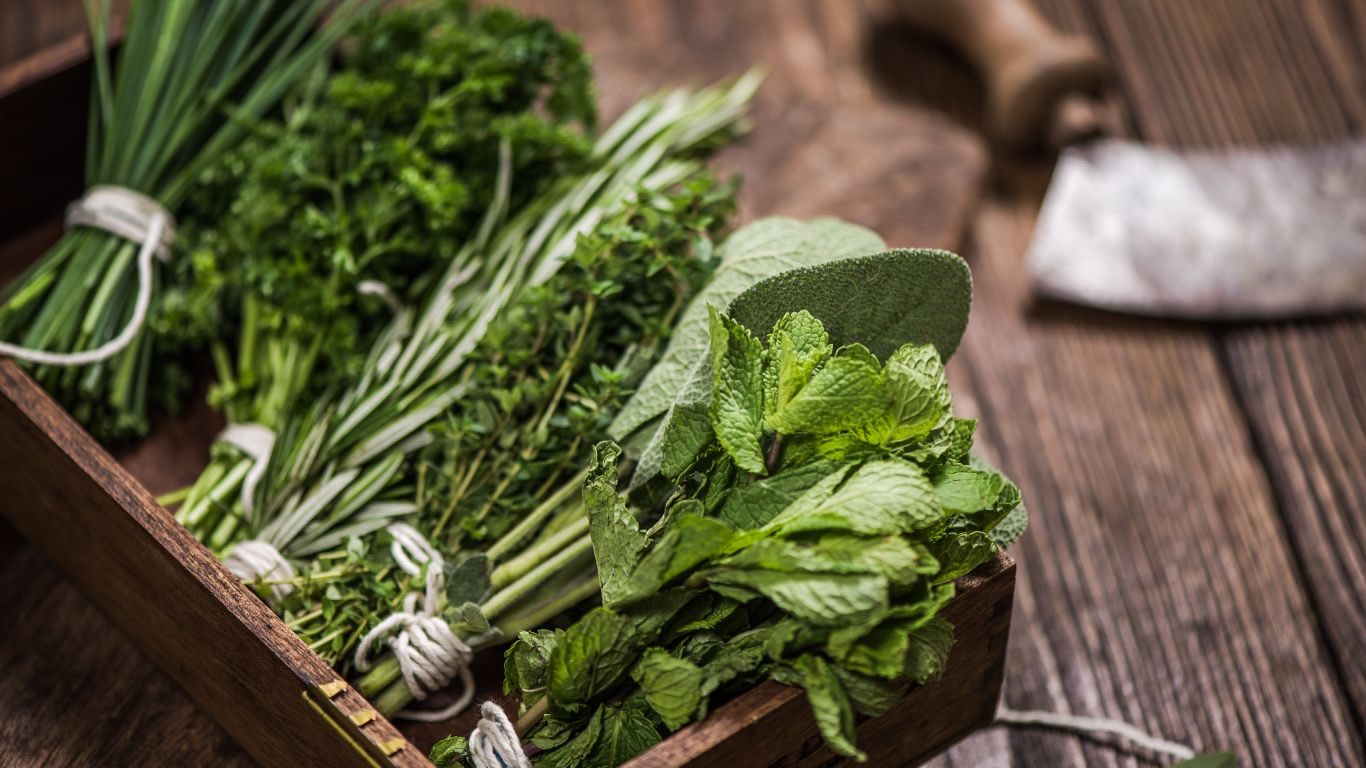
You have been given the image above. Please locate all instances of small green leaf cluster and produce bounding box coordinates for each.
[492,308,1024,765]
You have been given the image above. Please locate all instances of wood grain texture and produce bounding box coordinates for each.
[0,361,427,768]
[1064,0,1366,731]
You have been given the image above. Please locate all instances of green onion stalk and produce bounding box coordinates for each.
[217,74,759,564]
[0,0,366,442]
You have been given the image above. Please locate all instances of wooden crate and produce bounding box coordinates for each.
[0,31,1015,768]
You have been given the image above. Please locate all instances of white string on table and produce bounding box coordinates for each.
[225,539,295,603]
[0,185,175,366]
[469,701,531,768]
[354,522,475,722]
[996,706,1196,761]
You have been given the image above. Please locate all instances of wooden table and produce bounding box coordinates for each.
[2,1,1363,766]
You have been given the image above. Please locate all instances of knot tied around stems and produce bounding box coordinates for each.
[0,185,175,366]
[355,523,476,722]
[469,701,532,768]
[217,423,276,521]
[225,539,295,602]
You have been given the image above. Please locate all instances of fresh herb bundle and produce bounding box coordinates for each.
[0,0,365,441]
[274,172,737,680]
[198,74,759,564]
[432,248,1027,765]
[170,0,598,549]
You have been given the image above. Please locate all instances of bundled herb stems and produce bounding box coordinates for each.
[0,0,365,441]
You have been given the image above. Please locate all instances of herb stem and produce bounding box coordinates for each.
[483,536,593,621]
[489,513,589,590]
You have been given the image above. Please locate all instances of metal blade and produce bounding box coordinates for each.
[1026,138,1366,318]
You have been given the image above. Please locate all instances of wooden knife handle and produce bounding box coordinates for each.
[890,0,1109,149]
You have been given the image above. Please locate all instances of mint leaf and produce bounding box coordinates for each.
[858,344,952,446]
[764,310,832,420]
[767,347,885,436]
[611,218,886,487]
[633,648,705,730]
[727,248,973,363]
[590,700,661,766]
[718,459,844,529]
[622,515,736,602]
[903,617,954,683]
[584,443,647,607]
[704,568,889,627]
[548,608,641,714]
[831,665,900,717]
[929,531,998,584]
[429,735,468,768]
[658,399,712,480]
[781,655,864,760]
[708,306,769,474]
[505,628,563,702]
[766,460,941,536]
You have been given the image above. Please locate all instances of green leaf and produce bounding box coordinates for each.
[445,552,491,606]
[504,628,562,699]
[766,460,941,537]
[766,347,885,436]
[718,459,845,530]
[547,608,641,715]
[535,706,604,767]
[727,248,972,363]
[622,515,736,603]
[708,306,769,474]
[781,655,864,760]
[856,344,952,446]
[764,310,832,420]
[704,568,889,627]
[929,530,998,584]
[633,648,704,730]
[658,399,713,480]
[589,700,661,767]
[989,501,1029,549]
[903,617,954,684]
[584,442,647,608]
[831,665,901,717]
[428,735,468,768]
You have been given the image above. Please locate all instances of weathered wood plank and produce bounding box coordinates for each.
[907,0,1366,764]
[0,521,253,768]
[0,361,428,768]
[1069,0,1366,741]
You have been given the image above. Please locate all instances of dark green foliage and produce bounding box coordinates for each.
[510,308,1026,764]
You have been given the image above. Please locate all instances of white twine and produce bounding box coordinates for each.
[217,423,275,521]
[354,522,475,722]
[469,701,532,768]
[996,706,1196,760]
[225,539,295,602]
[0,186,175,366]
[358,279,404,313]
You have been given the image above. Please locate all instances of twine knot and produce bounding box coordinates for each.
[225,539,295,602]
[217,423,275,521]
[0,185,174,366]
[354,523,475,721]
[469,701,531,768]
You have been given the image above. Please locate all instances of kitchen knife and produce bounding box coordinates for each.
[891,0,1366,318]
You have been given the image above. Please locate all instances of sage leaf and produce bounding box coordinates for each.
[727,248,973,362]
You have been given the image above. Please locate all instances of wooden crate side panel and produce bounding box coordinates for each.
[0,361,428,768]
[624,557,1015,768]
